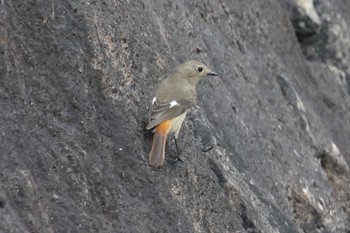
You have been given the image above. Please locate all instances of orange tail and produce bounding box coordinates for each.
[149,120,171,167]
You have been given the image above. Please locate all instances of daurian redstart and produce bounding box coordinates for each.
[146,61,218,167]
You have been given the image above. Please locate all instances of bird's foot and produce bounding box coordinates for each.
[175,154,185,162]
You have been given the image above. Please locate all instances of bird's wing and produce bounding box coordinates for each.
[146,98,194,130]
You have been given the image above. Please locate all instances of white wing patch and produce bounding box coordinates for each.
[152,97,156,104]
[169,100,179,108]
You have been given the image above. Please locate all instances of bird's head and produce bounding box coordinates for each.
[174,60,218,83]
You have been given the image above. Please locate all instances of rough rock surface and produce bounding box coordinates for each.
[1,0,350,232]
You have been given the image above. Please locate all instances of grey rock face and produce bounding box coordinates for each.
[1,0,350,232]
[283,0,321,41]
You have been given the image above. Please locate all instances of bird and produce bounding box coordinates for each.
[146,60,218,167]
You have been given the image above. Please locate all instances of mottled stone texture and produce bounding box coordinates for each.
[1,0,350,232]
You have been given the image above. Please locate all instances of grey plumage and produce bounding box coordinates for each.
[147,60,218,167]
[147,60,217,131]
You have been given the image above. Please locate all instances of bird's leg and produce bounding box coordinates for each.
[174,136,185,162]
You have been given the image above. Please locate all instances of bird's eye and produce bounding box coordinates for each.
[197,67,203,72]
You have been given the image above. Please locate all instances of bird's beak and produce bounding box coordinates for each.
[208,71,219,76]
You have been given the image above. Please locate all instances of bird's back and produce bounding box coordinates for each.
[156,75,196,103]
